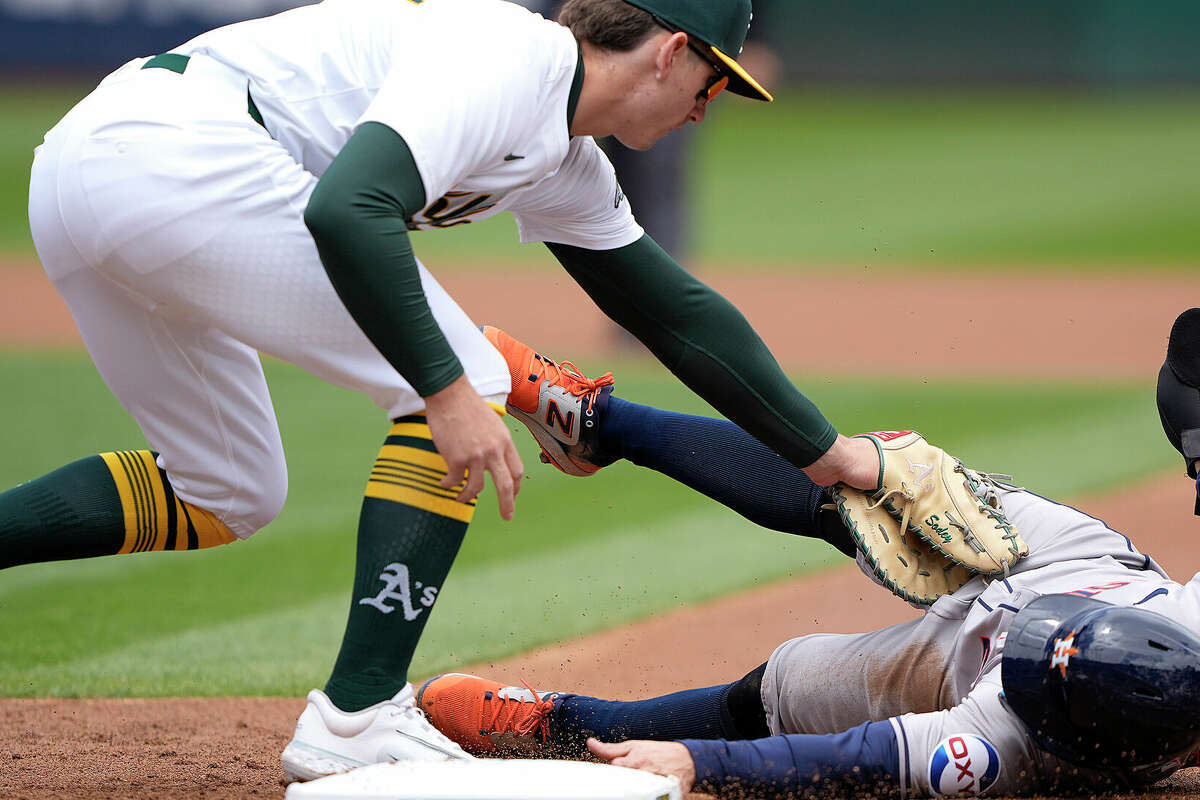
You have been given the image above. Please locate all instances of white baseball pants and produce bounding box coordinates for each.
[27,55,510,539]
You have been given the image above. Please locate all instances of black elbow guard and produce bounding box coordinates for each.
[724,662,770,740]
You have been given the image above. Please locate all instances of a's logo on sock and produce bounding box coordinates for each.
[359,562,439,620]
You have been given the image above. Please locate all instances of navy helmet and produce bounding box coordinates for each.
[1002,593,1200,771]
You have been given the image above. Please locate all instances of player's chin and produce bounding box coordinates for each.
[612,130,664,152]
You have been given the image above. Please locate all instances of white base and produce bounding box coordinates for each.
[284,759,682,800]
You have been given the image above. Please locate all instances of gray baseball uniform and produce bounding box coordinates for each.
[760,487,1193,795]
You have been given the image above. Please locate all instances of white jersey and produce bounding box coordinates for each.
[890,489,1199,796]
[175,0,642,249]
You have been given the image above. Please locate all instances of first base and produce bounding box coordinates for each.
[284,759,682,800]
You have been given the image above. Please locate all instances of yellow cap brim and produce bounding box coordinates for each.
[710,45,774,102]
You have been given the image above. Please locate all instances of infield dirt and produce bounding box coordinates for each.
[2,264,1199,799]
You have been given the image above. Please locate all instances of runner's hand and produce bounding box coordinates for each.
[587,738,696,793]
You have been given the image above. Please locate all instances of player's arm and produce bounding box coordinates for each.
[589,720,902,797]
[305,122,521,517]
[304,122,457,395]
[547,236,853,474]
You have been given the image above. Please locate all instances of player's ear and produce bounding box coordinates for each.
[654,31,688,79]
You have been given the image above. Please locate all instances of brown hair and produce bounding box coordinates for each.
[558,0,658,52]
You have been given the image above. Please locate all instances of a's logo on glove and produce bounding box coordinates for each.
[906,457,936,493]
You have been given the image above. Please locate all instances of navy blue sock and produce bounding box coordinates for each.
[551,684,737,755]
[597,397,854,556]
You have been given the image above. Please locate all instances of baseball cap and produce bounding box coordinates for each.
[624,0,773,102]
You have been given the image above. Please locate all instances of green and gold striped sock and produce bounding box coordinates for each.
[0,450,235,570]
[324,416,474,712]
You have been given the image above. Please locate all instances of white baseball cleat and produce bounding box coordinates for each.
[282,683,473,783]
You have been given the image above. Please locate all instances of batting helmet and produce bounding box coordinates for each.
[1156,308,1200,516]
[1001,593,1200,771]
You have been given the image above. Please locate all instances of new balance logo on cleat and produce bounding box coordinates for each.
[545,399,574,437]
[359,562,439,620]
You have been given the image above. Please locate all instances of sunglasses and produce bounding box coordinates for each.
[651,15,731,103]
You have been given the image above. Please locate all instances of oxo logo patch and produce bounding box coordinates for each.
[928,734,1001,796]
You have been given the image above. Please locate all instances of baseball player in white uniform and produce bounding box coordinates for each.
[6,0,906,784]
[419,331,1200,797]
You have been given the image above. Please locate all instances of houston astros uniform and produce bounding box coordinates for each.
[725,487,1198,796]
[27,0,640,537]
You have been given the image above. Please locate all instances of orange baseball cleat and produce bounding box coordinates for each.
[416,673,560,756]
[481,325,615,476]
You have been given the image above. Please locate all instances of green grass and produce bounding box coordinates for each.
[0,351,1177,696]
[2,84,1198,270]
[697,90,1200,269]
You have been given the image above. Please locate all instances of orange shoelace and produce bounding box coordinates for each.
[533,354,614,400]
[482,681,556,741]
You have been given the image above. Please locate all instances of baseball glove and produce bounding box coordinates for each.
[830,485,974,606]
[847,431,1026,576]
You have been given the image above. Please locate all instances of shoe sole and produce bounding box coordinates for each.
[507,407,593,477]
[281,740,366,783]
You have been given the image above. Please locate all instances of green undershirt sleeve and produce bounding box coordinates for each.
[547,235,838,468]
[304,122,463,397]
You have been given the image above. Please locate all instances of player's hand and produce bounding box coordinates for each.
[803,433,881,489]
[424,375,524,520]
[587,737,696,793]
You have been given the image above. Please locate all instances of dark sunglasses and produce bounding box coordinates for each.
[651,15,731,103]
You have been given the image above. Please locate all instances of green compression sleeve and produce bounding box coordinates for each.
[305,122,464,397]
[547,235,838,468]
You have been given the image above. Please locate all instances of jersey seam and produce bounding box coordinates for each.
[891,717,910,798]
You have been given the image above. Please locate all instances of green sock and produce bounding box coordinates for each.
[0,450,235,570]
[324,417,474,712]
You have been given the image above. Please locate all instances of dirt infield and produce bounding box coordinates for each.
[2,262,1200,798]
[5,263,1200,377]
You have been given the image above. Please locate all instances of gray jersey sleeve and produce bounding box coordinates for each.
[892,673,1047,797]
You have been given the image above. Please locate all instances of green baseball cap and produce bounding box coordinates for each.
[624,0,772,101]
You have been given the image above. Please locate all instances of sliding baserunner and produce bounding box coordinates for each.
[417,326,1200,798]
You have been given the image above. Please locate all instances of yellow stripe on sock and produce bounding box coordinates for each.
[100,450,236,552]
[135,450,170,551]
[100,450,160,553]
[173,494,189,552]
[364,444,475,523]
[181,502,238,548]
[388,420,433,440]
[99,452,137,553]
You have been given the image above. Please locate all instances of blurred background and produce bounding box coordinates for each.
[1,1,1198,697]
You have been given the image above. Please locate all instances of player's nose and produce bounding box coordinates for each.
[687,99,708,125]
